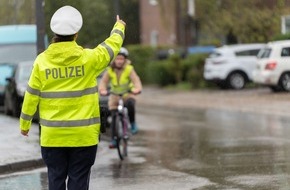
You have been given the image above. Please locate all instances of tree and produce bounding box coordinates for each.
[0,0,139,46]
[44,0,140,47]
[195,0,290,44]
[0,0,35,25]
[119,0,140,44]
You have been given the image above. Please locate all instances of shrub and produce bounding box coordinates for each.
[272,33,290,41]
[126,45,155,84]
[123,45,213,89]
[181,54,209,88]
[146,60,175,86]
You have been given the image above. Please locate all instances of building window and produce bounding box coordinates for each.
[149,0,158,6]
[281,15,290,34]
[150,30,158,47]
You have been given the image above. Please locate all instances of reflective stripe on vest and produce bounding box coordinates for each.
[23,85,100,126]
[40,117,100,127]
[20,112,34,121]
[100,42,114,63]
[26,85,98,98]
[99,29,124,63]
[110,29,125,40]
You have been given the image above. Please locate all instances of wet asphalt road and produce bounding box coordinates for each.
[1,105,290,189]
[0,89,290,190]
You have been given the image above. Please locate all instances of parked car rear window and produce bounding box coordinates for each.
[0,44,36,63]
[257,48,271,59]
[235,49,260,56]
[281,47,290,57]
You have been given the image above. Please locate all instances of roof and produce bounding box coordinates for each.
[216,43,266,54]
[0,25,36,44]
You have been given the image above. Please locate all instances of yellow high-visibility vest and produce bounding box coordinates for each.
[107,64,133,94]
[20,22,125,147]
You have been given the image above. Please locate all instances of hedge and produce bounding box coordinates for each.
[125,45,213,89]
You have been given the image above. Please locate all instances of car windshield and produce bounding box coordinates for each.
[257,48,271,59]
[16,63,33,82]
[0,64,14,86]
[0,44,36,63]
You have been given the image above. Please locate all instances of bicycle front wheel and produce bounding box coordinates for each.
[116,115,128,160]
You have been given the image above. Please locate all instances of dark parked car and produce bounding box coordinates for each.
[0,25,39,106]
[0,63,15,106]
[4,61,33,117]
[97,71,110,130]
[97,71,109,108]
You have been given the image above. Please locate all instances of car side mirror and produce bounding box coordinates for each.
[5,77,12,82]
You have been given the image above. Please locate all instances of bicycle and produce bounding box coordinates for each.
[110,91,132,160]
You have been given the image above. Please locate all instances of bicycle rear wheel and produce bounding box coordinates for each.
[116,115,128,160]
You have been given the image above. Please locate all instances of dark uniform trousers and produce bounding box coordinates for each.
[41,145,98,190]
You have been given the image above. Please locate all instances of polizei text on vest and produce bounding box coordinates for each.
[45,65,85,79]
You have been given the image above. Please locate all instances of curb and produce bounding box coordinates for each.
[0,159,45,175]
[0,136,112,175]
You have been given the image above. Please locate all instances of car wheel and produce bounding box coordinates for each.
[279,73,290,92]
[227,72,246,90]
[11,98,21,117]
[3,99,12,116]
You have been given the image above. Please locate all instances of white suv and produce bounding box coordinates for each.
[253,40,290,92]
[204,44,265,89]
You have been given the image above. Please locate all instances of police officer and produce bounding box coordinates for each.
[19,5,125,190]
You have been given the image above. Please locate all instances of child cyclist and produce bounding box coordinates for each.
[99,47,142,148]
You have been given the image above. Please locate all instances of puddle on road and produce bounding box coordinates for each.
[140,108,290,189]
[0,169,47,190]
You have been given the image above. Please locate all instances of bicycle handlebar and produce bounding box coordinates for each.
[102,90,141,96]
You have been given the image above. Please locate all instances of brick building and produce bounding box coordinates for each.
[139,0,290,47]
[140,0,176,46]
[139,0,197,47]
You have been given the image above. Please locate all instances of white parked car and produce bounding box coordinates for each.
[204,44,265,89]
[253,40,290,92]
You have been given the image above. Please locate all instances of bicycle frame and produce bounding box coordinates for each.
[111,92,131,160]
[117,97,130,139]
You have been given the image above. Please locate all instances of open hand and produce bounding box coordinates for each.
[21,130,29,136]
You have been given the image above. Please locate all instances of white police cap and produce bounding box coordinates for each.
[50,5,83,35]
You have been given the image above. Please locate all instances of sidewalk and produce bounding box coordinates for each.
[1,86,290,174]
[137,86,290,117]
[0,114,43,174]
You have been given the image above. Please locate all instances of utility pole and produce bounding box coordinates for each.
[114,0,120,15]
[188,0,198,45]
[176,0,185,46]
[35,0,46,55]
